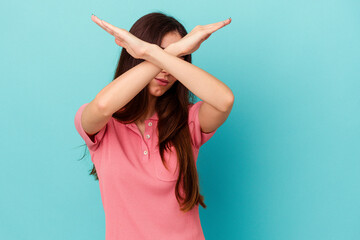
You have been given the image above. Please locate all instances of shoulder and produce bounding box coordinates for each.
[188,101,203,120]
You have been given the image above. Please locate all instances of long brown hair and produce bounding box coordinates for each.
[79,11,206,212]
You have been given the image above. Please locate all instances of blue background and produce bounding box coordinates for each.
[1,0,359,239]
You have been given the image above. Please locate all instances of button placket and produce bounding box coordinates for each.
[142,121,152,160]
[145,122,151,141]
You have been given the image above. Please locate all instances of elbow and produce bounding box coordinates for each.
[218,94,234,112]
[94,96,112,117]
[223,92,235,112]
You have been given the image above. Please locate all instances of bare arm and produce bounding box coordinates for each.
[141,44,234,134]
[81,14,233,136]
[144,44,234,112]
[81,45,181,136]
[96,46,181,116]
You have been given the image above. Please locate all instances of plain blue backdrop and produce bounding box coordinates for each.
[1,0,359,239]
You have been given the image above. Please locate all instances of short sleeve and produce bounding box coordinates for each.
[188,101,217,148]
[74,103,107,152]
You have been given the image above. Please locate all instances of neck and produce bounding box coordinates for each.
[138,94,157,123]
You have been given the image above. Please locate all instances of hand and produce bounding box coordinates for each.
[91,15,152,59]
[174,18,232,57]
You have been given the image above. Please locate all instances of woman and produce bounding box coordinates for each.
[74,12,234,240]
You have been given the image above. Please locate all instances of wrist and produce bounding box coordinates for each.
[143,43,183,70]
[144,43,182,59]
[164,43,183,57]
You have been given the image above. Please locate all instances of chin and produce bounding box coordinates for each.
[149,88,166,97]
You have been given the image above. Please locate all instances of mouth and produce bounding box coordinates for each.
[155,78,169,83]
[155,78,169,86]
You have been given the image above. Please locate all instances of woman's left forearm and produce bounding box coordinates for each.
[144,43,234,112]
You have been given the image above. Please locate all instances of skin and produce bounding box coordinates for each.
[143,31,185,123]
[82,15,233,140]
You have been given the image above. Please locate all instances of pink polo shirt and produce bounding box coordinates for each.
[74,100,217,240]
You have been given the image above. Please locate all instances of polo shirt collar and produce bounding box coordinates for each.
[124,111,158,128]
[148,111,158,121]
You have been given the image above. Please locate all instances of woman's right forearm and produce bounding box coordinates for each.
[94,44,181,116]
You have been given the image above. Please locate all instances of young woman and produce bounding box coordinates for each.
[74,12,234,240]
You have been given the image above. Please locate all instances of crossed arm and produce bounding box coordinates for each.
[93,44,234,135]
[85,15,234,136]
[144,43,234,133]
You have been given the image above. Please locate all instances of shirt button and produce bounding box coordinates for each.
[144,150,148,155]
[146,134,150,139]
[148,122,152,126]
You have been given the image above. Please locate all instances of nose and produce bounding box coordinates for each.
[161,69,169,74]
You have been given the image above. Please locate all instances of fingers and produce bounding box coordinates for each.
[91,15,111,35]
[206,17,232,33]
[91,14,122,37]
[101,19,120,34]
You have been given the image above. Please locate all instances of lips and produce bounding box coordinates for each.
[155,78,169,83]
